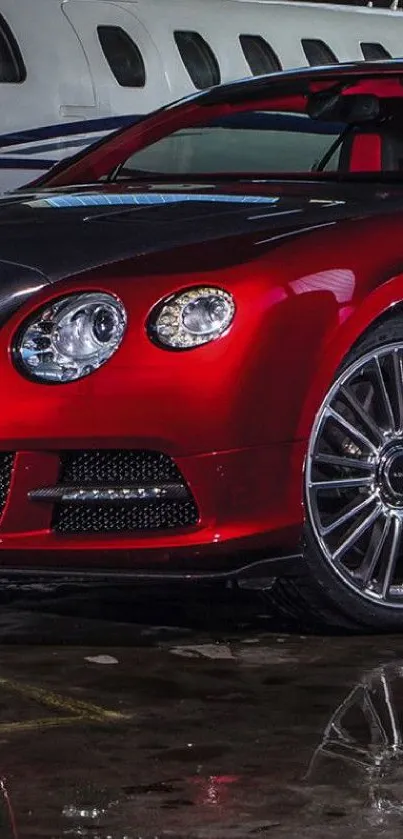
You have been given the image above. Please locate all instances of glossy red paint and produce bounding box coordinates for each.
[4,63,403,578]
[3,205,403,570]
[0,267,305,566]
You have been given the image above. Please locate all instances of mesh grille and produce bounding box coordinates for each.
[54,500,199,534]
[53,450,198,534]
[58,450,183,485]
[0,453,14,519]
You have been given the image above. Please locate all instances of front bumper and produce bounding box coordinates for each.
[0,272,309,581]
[0,442,305,581]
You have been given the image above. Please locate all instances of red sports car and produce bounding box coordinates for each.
[3,61,403,631]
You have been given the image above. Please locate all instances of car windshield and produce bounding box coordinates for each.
[36,72,403,187]
[115,111,345,178]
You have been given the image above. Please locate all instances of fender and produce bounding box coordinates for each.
[297,271,403,440]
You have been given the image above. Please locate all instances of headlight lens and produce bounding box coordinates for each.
[149,287,235,349]
[14,292,127,383]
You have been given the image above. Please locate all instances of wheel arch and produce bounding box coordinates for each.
[296,271,403,441]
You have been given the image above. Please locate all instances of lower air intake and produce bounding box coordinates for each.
[0,452,14,520]
[54,499,199,534]
[52,450,199,534]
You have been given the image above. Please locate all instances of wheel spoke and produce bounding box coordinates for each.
[361,686,389,747]
[392,350,403,433]
[380,673,401,748]
[380,515,402,599]
[374,357,395,434]
[314,453,375,472]
[326,407,378,455]
[333,505,381,561]
[339,385,384,445]
[356,514,391,588]
[321,494,377,537]
[310,476,374,490]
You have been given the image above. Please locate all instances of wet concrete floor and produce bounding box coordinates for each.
[0,584,402,838]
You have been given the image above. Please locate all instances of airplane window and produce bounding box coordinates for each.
[0,14,26,83]
[174,31,220,89]
[239,35,282,74]
[301,39,338,66]
[360,42,392,60]
[97,26,146,87]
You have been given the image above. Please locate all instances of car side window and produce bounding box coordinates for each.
[97,25,146,87]
[174,30,220,89]
[0,13,26,83]
[239,34,282,74]
[360,42,391,60]
[301,39,338,66]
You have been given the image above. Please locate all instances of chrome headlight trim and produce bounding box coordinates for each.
[147,286,236,350]
[13,291,127,384]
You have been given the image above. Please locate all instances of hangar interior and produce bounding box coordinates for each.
[1,2,403,838]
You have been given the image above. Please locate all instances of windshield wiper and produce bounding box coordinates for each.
[106,167,161,182]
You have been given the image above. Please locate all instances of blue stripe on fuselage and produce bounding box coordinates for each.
[0,114,141,149]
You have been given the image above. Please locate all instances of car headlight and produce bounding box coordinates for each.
[13,292,127,383]
[148,287,235,349]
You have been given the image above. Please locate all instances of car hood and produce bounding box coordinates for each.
[0,179,402,286]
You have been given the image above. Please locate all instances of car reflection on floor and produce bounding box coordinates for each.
[1,598,403,838]
[308,663,403,824]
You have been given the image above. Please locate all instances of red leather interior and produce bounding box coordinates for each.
[348,133,382,171]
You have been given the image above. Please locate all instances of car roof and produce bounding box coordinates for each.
[183,59,403,107]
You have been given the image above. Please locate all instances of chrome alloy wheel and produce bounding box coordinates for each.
[305,342,403,607]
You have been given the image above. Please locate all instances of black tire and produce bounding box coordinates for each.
[267,314,403,633]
